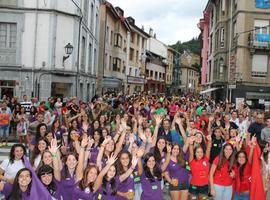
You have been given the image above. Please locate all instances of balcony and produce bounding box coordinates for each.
[249,33,270,52]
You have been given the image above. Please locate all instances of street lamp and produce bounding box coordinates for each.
[63,43,74,65]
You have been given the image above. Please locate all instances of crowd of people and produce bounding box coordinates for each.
[0,93,269,200]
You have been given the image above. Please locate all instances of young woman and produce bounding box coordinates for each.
[72,136,117,200]
[98,155,138,200]
[0,143,26,184]
[259,140,270,194]
[89,129,103,163]
[138,151,163,200]
[116,151,137,200]
[210,143,235,200]
[80,113,92,137]
[30,123,48,150]
[29,105,38,123]
[51,118,65,146]
[164,143,190,200]
[38,165,62,200]
[30,137,49,170]
[0,168,32,199]
[188,135,212,200]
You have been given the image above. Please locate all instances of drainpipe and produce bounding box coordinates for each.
[227,0,233,102]
[71,0,83,97]
[33,0,39,98]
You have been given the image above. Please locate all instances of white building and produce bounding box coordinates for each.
[0,0,100,101]
[144,32,168,93]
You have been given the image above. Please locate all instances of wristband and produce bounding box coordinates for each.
[130,166,136,170]
[52,154,57,158]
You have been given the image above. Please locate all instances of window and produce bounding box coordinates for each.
[112,57,121,72]
[93,48,96,75]
[146,70,149,77]
[88,43,92,73]
[254,20,269,42]
[221,0,226,15]
[105,53,108,71]
[129,68,132,76]
[220,27,225,48]
[135,69,138,76]
[131,33,134,43]
[0,23,17,48]
[137,35,140,46]
[122,61,126,74]
[95,13,99,37]
[129,48,134,61]
[110,30,113,45]
[123,40,127,52]
[0,0,17,6]
[114,33,122,47]
[252,54,268,78]
[136,51,139,63]
[106,26,109,42]
[155,72,158,80]
[150,70,153,78]
[83,0,89,22]
[81,36,86,72]
[90,4,94,30]
[109,56,112,70]
[215,29,219,50]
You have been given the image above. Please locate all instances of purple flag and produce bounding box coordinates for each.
[23,156,52,200]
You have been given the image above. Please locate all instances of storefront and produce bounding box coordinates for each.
[126,76,145,94]
[102,77,123,94]
[0,80,15,99]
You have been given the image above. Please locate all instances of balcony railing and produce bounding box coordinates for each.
[249,33,270,50]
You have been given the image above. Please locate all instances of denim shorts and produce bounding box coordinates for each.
[189,184,209,195]
[169,182,189,191]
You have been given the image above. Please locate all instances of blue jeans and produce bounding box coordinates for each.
[214,184,232,200]
[0,125,9,140]
[233,192,249,200]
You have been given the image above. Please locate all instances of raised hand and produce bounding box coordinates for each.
[129,133,135,144]
[49,139,59,154]
[81,136,89,148]
[138,115,143,125]
[131,156,138,168]
[107,153,117,165]
[103,135,112,146]
[206,134,212,142]
[166,143,172,153]
[136,146,145,158]
[87,138,95,148]
[154,114,163,125]
[139,132,147,143]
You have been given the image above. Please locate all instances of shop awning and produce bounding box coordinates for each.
[200,87,219,94]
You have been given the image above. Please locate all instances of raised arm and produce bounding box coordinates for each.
[75,137,89,182]
[248,136,256,163]
[151,114,163,147]
[205,135,212,159]
[209,162,217,197]
[49,139,61,181]
[136,146,145,176]
[119,156,138,182]
[93,154,117,193]
[96,136,111,170]
[161,144,172,172]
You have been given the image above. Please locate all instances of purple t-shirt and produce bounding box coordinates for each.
[165,158,190,183]
[2,183,31,200]
[59,169,76,200]
[116,174,135,200]
[140,172,162,200]
[49,179,62,200]
[97,176,120,200]
[89,147,99,164]
[71,183,95,200]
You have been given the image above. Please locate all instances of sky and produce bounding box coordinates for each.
[109,0,208,45]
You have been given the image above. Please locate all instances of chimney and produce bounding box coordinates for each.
[142,25,144,31]
[149,28,153,36]
[115,7,124,16]
[154,33,156,38]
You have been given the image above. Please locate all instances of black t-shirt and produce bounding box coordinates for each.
[248,122,265,138]
[158,127,172,143]
[210,135,224,163]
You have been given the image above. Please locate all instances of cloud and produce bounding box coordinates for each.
[108,0,208,45]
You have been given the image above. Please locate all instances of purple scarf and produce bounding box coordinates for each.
[23,156,52,200]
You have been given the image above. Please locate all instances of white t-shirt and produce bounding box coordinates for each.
[34,154,42,169]
[0,159,25,180]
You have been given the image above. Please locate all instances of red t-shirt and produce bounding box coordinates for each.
[213,156,233,186]
[190,157,210,186]
[234,162,251,193]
